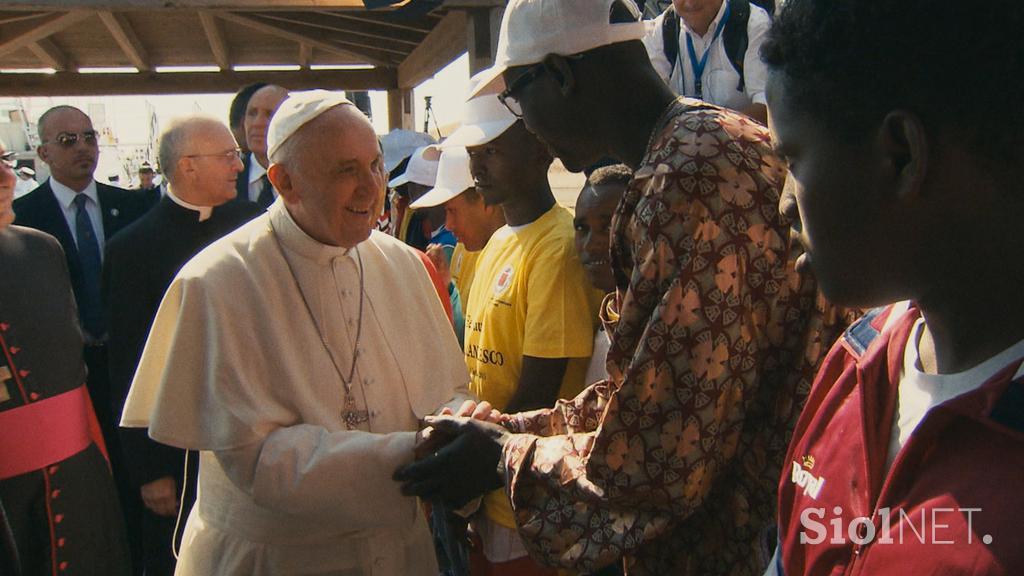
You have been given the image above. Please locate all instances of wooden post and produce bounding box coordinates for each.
[466,6,501,75]
[387,88,414,131]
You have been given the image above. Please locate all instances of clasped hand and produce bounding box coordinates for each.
[396,400,513,508]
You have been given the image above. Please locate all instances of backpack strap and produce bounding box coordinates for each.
[721,0,751,92]
[661,7,681,82]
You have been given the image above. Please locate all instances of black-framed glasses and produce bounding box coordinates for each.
[1,151,16,168]
[44,130,99,147]
[498,63,546,118]
[184,149,244,163]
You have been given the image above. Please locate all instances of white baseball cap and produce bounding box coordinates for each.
[442,71,519,148]
[388,145,439,188]
[409,146,474,209]
[470,0,645,98]
[267,89,352,160]
[380,129,437,173]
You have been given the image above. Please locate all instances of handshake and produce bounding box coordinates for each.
[394,400,514,508]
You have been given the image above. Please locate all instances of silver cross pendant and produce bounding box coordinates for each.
[342,392,369,429]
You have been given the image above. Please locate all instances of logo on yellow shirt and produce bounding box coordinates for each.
[453,251,463,275]
[493,264,514,296]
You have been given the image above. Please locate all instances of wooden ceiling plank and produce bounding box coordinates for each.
[323,12,435,34]
[27,37,69,70]
[0,12,51,26]
[0,67,399,96]
[397,10,465,89]
[257,13,422,46]
[244,13,409,57]
[198,10,230,69]
[97,10,150,70]
[0,10,90,59]
[0,1,375,9]
[216,10,388,67]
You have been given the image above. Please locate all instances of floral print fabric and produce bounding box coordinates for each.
[501,100,853,576]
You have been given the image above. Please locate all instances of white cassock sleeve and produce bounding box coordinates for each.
[215,426,420,528]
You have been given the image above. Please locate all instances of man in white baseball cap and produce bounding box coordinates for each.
[122,89,471,576]
[396,0,846,575]
[405,71,603,575]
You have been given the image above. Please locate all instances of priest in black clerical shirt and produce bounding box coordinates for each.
[102,115,262,576]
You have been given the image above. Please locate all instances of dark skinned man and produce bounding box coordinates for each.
[395,0,848,574]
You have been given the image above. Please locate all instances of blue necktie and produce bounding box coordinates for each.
[73,194,106,340]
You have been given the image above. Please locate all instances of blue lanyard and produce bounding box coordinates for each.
[684,1,731,99]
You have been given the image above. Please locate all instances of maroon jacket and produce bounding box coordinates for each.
[775,303,1024,576]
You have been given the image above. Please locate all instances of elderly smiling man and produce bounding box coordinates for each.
[121,91,470,575]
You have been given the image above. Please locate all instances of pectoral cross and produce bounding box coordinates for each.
[342,392,369,429]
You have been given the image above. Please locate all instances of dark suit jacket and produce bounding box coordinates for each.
[234,152,253,203]
[133,186,161,212]
[103,196,262,488]
[12,180,151,322]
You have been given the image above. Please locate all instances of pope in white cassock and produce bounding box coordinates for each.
[121,91,471,575]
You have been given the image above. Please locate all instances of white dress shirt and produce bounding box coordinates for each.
[643,1,770,110]
[246,153,276,203]
[49,176,106,258]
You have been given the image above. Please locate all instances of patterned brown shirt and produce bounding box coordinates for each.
[501,100,853,575]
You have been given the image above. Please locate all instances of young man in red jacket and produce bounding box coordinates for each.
[763,1,1024,574]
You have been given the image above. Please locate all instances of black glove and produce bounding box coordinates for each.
[394,416,512,508]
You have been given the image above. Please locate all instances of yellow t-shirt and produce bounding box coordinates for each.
[463,204,602,528]
[450,242,480,304]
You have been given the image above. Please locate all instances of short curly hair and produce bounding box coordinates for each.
[761,0,1024,162]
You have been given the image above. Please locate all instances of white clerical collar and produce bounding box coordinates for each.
[166,185,213,222]
[269,201,359,264]
[248,152,267,186]
[50,176,98,210]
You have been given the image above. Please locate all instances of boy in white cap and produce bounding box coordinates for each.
[411,146,506,346]
[395,0,847,574]
[389,145,454,251]
[121,91,471,576]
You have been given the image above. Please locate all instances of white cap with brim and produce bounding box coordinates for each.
[410,146,474,209]
[381,129,437,173]
[441,87,519,148]
[469,0,646,98]
[388,145,439,188]
[267,89,352,160]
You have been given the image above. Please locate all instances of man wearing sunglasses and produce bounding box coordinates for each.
[13,104,150,570]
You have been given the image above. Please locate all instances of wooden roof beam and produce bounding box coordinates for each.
[28,38,71,70]
[325,12,435,34]
[198,11,230,70]
[0,1,379,9]
[257,12,423,46]
[0,12,50,26]
[0,10,90,59]
[0,68,398,96]
[397,10,465,89]
[242,15,410,57]
[216,11,389,67]
[97,10,150,71]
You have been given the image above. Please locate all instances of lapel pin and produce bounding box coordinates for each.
[110,208,120,217]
